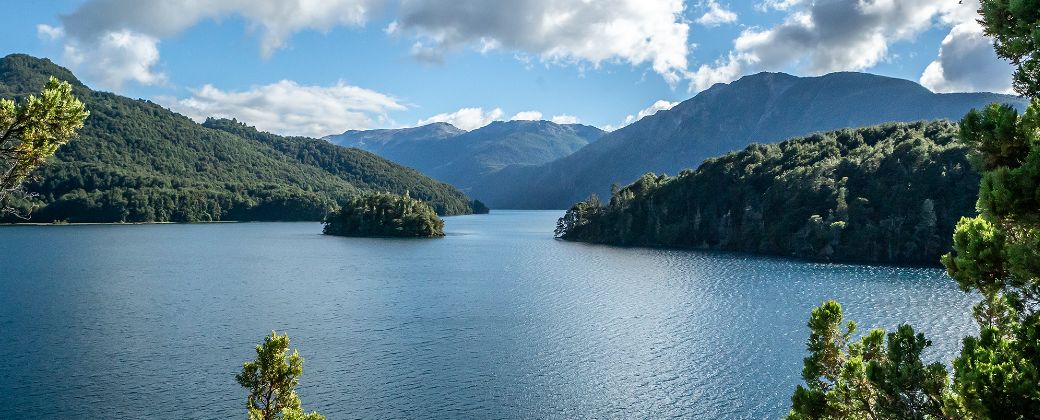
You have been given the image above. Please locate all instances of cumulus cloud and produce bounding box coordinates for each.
[551,114,580,124]
[157,80,406,138]
[392,0,692,85]
[44,0,693,89]
[696,1,737,27]
[755,0,803,12]
[36,24,64,40]
[417,107,504,131]
[919,0,1014,93]
[60,29,166,90]
[690,0,1006,93]
[605,99,679,131]
[511,111,543,121]
[45,0,381,90]
[920,21,1014,93]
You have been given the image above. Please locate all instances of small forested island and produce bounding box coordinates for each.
[555,120,977,265]
[323,191,445,238]
[470,199,490,214]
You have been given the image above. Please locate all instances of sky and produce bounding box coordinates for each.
[0,0,1016,137]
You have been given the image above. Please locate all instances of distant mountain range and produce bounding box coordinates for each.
[470,72,1029,209]
[326,120,605,190]
[0,54,475,222]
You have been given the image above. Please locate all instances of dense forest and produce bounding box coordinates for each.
[323,191,444,238]
[0,54,475,223]
[556,120,978,265]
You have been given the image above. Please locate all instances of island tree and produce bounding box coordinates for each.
[0,76,88,216]
[323,191,445,238]
[236,332,325,420]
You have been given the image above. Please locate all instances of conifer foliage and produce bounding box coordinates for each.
[323,191,445,238]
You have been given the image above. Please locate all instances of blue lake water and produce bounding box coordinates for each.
[0,210,976,418]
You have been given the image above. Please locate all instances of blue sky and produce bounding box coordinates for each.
[0,0,1013,137]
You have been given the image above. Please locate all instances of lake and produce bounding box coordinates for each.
[0,210,976,419]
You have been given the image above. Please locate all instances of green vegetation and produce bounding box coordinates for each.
[0,54,473,223]
[980,0,1040,98]
[788,301,952,419]
[237,332,324,420]
[472,72,1025,211]
[556,120,975,265]
[789,2,1040,418]
[471,199,490,214]
[0,76,88,217]
[323,191,445,238]
[787,100,1040,420]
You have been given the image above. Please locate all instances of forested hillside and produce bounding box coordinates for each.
[0,54,474,222]
[474,71,1026,209]
[556,121,976,265]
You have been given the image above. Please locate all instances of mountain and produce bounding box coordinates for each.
[326,122,466,165]
[473,71,1028,209]
[326,119,605,190]
[555,120,975,266]
[0,54,475,222]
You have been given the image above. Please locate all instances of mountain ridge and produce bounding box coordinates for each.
[326,119,606,191]
[471,70,1028,209]
[0,54,475,221]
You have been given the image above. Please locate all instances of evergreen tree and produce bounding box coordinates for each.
[237,332,325,420]
[788,301,951,420]
[554,121,974,265]
[323,191,445,238]
[979,0,1040,97]
[0,76,87,216]
[940,98,1040,418]
[788,2,1040,417]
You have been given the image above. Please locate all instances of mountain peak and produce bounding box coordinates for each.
[0,54,84,92]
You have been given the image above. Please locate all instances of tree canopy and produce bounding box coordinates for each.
[556,121,975,265]
[788,2,1040,417]
[237,332,324,420]
[979,0,1040,97]
[323,191,445,238]
[0,76,88,216]
[0,54,474,223]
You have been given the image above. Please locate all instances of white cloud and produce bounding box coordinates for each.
[511,111,543,121]
[417,107,504,131]
[551,114,580,124]
[689,0,1006,93]
[36,24,64,40]
[920,0,1014,93]
[755,0,803,12]
[690,54,744,92]
[696,1,737,27]
[61,30,166,90]
[920,21,1014,94]
[393,0,692,85]
[605,99,678,131]
[47,0,381,90]
[157,80,406,138]
[48,0,692,90]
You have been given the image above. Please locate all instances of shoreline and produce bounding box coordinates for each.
[0,212,496,227]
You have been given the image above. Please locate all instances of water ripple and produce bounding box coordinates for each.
[0,212,976,419]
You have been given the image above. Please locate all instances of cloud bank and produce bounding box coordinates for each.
[391,0,692,85]
[45,0,381,90]
[691,0,1013,93]
[158,80,406,138]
